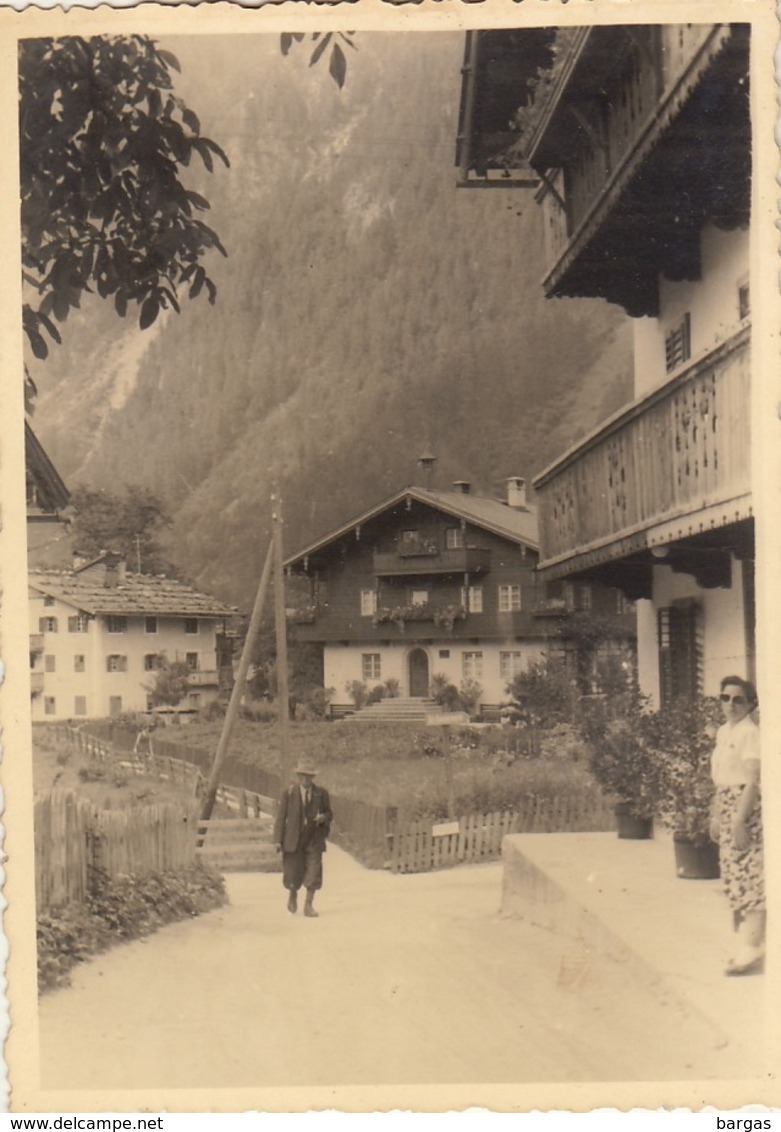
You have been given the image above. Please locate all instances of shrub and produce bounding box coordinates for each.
[200,699,227,722]
[240,699,277,723]
[37,862,227,992]
[506,658,579,729]
[458,678,483,718]
[346,680,369,710]
[305,686,334,719]
[366,685,386,706]
[430,673,461,711]
[383,678,400,699]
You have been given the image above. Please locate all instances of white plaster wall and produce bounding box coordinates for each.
[635,598,659,707]
[633,225,749,397]
[30,594,220,720]
[325,639,548,706]
[651,558,750,697]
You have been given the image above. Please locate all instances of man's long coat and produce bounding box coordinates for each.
[274,782,333,853]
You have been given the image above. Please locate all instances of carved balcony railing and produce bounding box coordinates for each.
[533,327,751,577]
[373,547,491,577]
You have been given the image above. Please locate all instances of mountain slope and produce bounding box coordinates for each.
[29,32,632,606]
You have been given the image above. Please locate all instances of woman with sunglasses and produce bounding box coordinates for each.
[709,675,764,975]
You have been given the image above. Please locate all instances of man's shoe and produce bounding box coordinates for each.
[304,901,319,918]
[287,890,298,914]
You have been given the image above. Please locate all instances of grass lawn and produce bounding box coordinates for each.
[154,717,607,821]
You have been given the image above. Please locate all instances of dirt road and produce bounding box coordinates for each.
[38,845,740,1094]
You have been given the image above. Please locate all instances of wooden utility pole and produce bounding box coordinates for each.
[198,543,274,828]
[272,493,292,788]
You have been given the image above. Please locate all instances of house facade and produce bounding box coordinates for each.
[458,24,752,707]
[285,478,634,713]
[29,552,238,721]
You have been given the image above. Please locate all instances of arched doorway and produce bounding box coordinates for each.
[408,648,430,698]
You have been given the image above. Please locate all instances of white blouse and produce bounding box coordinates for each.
[711,715,761,786]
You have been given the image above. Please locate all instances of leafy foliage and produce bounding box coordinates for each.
[145,657,191,707]
[19,35,229,358]
[505,658,579,730]
[69,484,173,573]
[37,862,226,992]
[280,31,357,89]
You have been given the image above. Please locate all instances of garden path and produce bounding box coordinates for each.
[36,844,750,1107]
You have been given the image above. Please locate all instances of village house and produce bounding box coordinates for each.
[26,421,72,569]
[457,24,752,706]
[29,551,238,722]
[285,475,634,715]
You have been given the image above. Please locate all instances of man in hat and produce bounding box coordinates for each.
[274,755,332,917]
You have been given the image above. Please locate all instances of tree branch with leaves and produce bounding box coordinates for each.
[19,35,230,359]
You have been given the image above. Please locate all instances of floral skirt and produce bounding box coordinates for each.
[715,785,764,916]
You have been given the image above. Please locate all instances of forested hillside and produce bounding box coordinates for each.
[29,32,632,607]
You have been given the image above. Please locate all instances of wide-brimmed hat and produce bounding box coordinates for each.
[294,756,318,776]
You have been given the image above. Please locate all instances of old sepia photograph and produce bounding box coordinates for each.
[3,2,779,1114]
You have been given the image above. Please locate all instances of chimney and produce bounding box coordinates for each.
[417,453,437,488]
[506,476,528,509]
[453,480,471,495]
[103,552,127,588]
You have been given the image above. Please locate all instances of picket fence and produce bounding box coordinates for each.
[386,793,616,874]
[34,791,199,913]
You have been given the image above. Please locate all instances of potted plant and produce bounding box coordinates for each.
[642,697,723,877]
[578,690,659,839]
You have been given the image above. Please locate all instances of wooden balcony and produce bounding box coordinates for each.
[29,633,44,654]
[533,328,751,578]
[186,669,220,687]
[30,671,44,695]
[527,25,747,315]
[373,547,491,577]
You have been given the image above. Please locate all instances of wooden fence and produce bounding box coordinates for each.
[65,724,616,875]
[34,791,199,913]
[387,794,616,874]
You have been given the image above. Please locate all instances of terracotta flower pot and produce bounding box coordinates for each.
[673,835,720,879]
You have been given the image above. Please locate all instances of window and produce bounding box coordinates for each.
[186,652,199,671]
[658,603,701,707]
[143,654,160,672]
[738,280,750,321]
[466,586,483,614]
[106,616,127,634]
[74,655,86,672]
[145,616,158,634]
[39,617,58,633]
[74,696,87,716]
[616,592,635,616]
[184,618,199,634]
[438,649,450,659]
[565,582,592,612]
[498,585,521,612]
[68,614,90,633]
[106,655,128,673]
[446,528,464,550]
[462,651,483,680]
[360,590,377,617]
[189,693,202,708]
[411,589,428,606]
[44,696,56,716]
[665,312,691,373]
[109,696,123,717]
[44,655,56,673]
[500,651,523,682]
[362,653,381,681]
[43,595,55,607]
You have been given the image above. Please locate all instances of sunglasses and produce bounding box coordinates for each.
[720,693,747,705]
